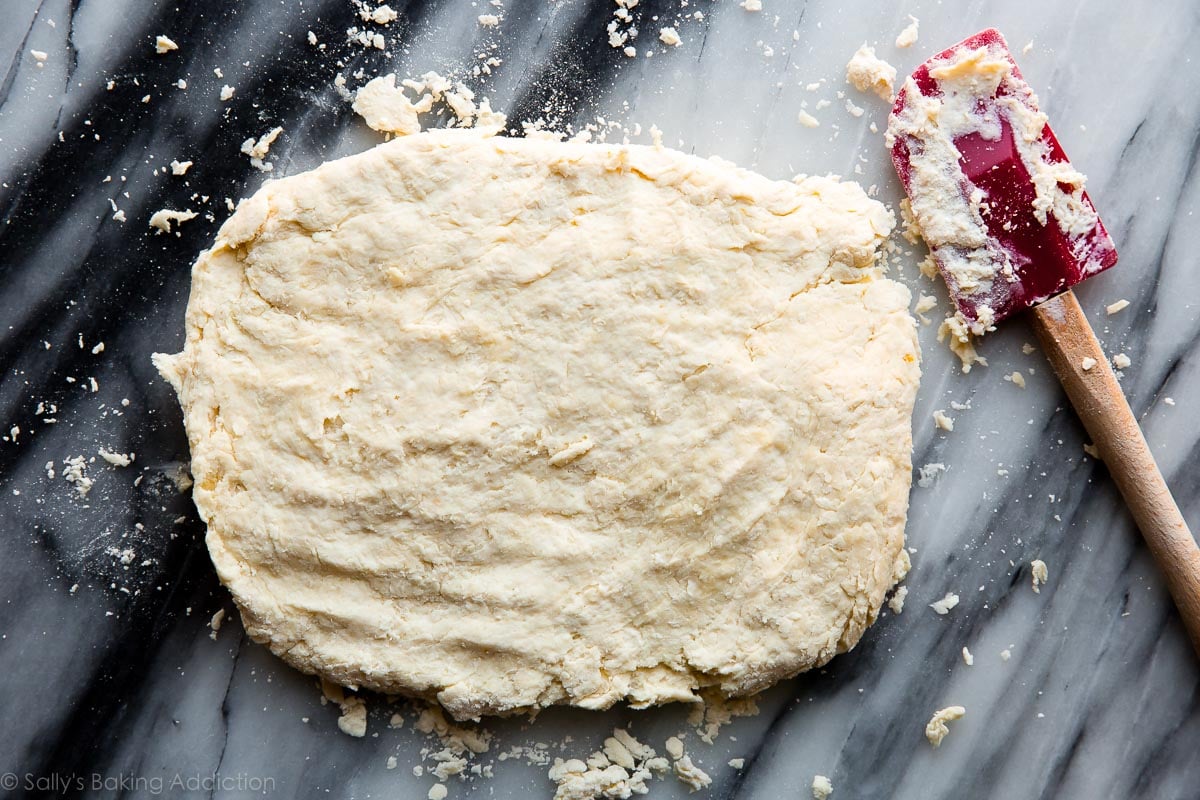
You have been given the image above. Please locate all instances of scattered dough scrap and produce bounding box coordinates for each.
[1006,371,1026,388]
[1081,357,1097,371]
[98,449,132,467]
[925,706,965,747]
[1113,353,1131,369]
[659,27,681,47]
[1031,559,1048,593]
[888,585,908,614]
[478,13,500,26]
[1106,299,1130,315]
[798,110,820,128]
[220,85,235,101]
[740,0,762,10]
[170,159,193,176]
[846,44,897,101]
[812,774,834,799]
[962,647,973,666]
[240,127,284,172]
[895,16,919,48]
[932,410,954,432]
[153,130,919,720]
[148,208,198,233]
[930,593,960,615]
[209,608,226,639]
[155,35,178,54]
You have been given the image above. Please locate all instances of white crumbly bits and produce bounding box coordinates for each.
[659,27,681,47]
[1106,299,1130,315]
[209,608,226,639]
[1031,559,1049,593]
[148,208,198,233]
[930,593,959,615]
[170,159,193,176]
[888,585,908,614]
[962,647,974,666]
[895,15,919,48]
[98,449,132,467]
[478,14,500,26]
[370,4,399,24]
[1006,371,1026,388]
[665,737,711,792]
[916,463,945,488]
[740,0,762,10]
[427,784,448,800]
[337,695,368,737]
[925,706,966,747]
[241,127,284,172]
[728,759,745,769]
[62,455,93,496]
[845,44,896,101]
[308,30,319,45]
[797,110,820,128]
[353,74,431,135]
[1082,442,1101,459]
[220,85,235,101]
[932,410,954,431]
[1080,357,1097,371]
[812,775,834,800]
[1113,353,1131,369]
[548,729,666,800]
[1000,648,1012,661]
[914,294,937,316]
[155,35,178,54]
[30,49,48,64]
[1022,342,1037,355]
[937,315,987,372]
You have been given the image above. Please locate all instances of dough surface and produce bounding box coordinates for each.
[154,130,919,719]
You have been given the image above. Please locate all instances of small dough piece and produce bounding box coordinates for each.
[154,130,919,720]
[812,774,834,799]
[926,705,965,747]
[1030,559,1048,593]
[846,44,897,101]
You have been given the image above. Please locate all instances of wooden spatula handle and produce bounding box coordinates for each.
[1030,289,1200,653]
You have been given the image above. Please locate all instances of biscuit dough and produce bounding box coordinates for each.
[154,130,920,719]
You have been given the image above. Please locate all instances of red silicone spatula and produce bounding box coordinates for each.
[888,29,1200,652]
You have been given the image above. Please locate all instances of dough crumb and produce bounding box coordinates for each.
[155,35,178,54]
[812,774,834,800]
[241,127,284,172]
[888,585,908,614]
[62,455,93,496]
[930,593,959,615]
[845,44,896,101]
[427,784,448,800]
[1006,371,1026,389]
[659,27,681,47]
[728,758,745,769]
[30,49,48,63]
[220,85,235,101]
[932,410,954,432]
[1031,559,1049,593]
[148,208,198,233]
[478,13,500,26]
[1113,353,1131,369]
[170,159,193,176]
[1000,648,1012,661]
[1082,442,1101,459]
[937,316,988,372]
[689,691,760,744]
[1105,299,1130,315]
[209,608,226,640]
[337,695,368,737]
[925,706,965,747]
[797,110,820,128]
[98,449,132,467]
[916,463,945,488]
[740,0,762,10]
[548,729,664,800]
[962,647,974,666]
[895,15,919,48]
[1080,357,1097,371]
[353,74,432,135]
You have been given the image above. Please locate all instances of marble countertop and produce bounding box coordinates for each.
[3,0,1199,797]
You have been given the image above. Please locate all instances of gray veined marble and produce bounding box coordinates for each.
[1,0,1199,797]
